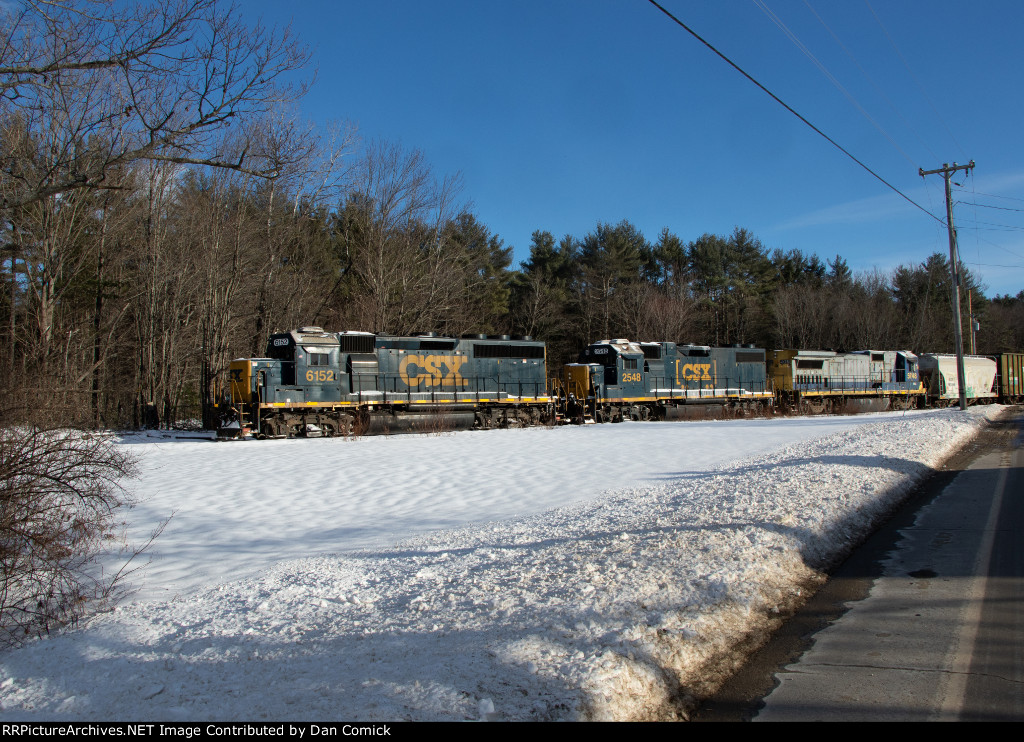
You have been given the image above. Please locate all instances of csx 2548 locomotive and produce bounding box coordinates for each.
[226,327,551,437]
[557,339,774,423]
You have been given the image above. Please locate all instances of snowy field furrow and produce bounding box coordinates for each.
[0,408,998,721]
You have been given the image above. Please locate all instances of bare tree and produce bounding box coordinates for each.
[0,426,138,644]
[340,140,466,334]
[0,0,311,210]
[243,110,356,349]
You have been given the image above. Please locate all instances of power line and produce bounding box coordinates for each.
[754,0,919,169]
[959,223,1024,232]
[957,189,1024,204]
[964,261,1024,269]
[965,232,1024,261]
[803,0,941,165]
[864,0,968,161]
[970,242,1024,266]
[645,0,944,226]
[956,201,1024,213]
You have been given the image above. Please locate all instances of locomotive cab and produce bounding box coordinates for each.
[577,339,649,399]
[569,339,652,422]
[264,327,345,403]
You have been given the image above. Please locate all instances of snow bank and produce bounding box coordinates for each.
[114,413,914,602]
[0,408,996,721]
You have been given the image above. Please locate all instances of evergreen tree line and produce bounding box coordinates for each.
[512,222,1024,369]
[3,1,1022,431]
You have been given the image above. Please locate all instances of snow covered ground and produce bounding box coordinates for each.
[0,408,999,721]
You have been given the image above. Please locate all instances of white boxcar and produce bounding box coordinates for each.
[918,354,997,405]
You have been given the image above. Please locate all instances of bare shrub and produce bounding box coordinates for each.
[0,427,138,645]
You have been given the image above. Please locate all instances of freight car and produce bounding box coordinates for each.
[918,353,998,406]
[224,327,551,438]
[769,349,925,413]
[556,339,773,423]
[996,352,1024,403]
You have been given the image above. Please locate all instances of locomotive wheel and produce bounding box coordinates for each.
[804,398,826,415]
[320,415,346,437]
[339,414,355,436]
[262,417,288,438]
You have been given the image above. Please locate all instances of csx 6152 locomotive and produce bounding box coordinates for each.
[226,327,551,437]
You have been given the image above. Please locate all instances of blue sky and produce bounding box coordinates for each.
[246,1,1024,297]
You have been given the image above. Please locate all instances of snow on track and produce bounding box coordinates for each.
[0,408,997,721]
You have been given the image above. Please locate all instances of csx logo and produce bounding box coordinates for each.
[399,354,467,388]
[676,362,712,382]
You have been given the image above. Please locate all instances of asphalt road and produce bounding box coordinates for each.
[695,409,1024,722]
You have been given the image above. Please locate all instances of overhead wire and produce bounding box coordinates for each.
[959,189,1024,204]
[645,0,945,226]
[961,160,983,283]
[956,221,1024,232]
[863,0,968,161]
[956,201,1024,213]
[647,1,1021,288]
[800,0,948,224]
[961,231,1024,265]
[803,0,941,166]
[963,262,1024,269]
[753,0,918,169]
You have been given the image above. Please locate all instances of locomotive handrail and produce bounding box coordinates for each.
[644,375,769,398]
[790,373,922,392]
[350,373,547,405]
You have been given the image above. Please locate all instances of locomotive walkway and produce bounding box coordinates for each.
[696,409,1024,722]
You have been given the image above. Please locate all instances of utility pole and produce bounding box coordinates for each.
[968,290,978,355]
[919,160,975,411]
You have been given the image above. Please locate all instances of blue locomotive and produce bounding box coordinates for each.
[556,339,774,423]
[225,327,551,437]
